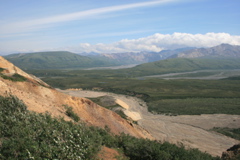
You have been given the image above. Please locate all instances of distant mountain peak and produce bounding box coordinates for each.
[171,44,240,59]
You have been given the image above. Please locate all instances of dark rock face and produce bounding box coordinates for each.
[222,144,240,160]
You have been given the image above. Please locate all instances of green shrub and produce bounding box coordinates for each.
[0,95,220,160]
[64,105,80,122]
[115,110,128,120]
[0,73,27,82]
[0,68,4,72]
[211,127,240,140]
[0,95,101,160]
[116,134,220,160]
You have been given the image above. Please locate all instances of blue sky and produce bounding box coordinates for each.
[0,0,240,54]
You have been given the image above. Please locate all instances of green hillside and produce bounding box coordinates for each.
[4,51,119,70]
[30,58,240,79]
[124,58,240,77]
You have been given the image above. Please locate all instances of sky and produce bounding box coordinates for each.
[0,0,240,54]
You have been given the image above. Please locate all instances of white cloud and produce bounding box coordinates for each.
[0,0,178,36]
[1,32,239,55]
[66,32,240,53]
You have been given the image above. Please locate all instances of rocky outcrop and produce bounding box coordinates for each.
[0,56,50,87]
[222,144,240,160]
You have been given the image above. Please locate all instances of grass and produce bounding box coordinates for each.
[225,75,240,80]
[0,73,27,82]
[148,98,240,115]
[64,105,80,122]
[210,127,240,140]
[0,68,4,72]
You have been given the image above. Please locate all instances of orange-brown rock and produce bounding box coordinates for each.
[97,146,124,160]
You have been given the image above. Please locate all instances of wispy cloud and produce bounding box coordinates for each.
[78,30,154,39]
[0,0,178,36]
[26,0,177,25]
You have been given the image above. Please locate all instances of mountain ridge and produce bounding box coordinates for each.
[4,51,121,70]
[170,44,240,59]
[98,48,193,64]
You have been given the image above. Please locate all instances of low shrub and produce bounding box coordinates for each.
[64,105,80,122]
[0,95,101,160]
[0,95,220,160]
[0,68,4,72]
[0,73,27,82]
[211,127,240,140]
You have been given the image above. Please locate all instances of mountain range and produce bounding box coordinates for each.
[170,44,240,58]
[98,47,193,64]
[4,48,191,70]
[3,44,240,70]
[3,51,123,70]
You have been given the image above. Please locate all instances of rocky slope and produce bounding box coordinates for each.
[0,56,152,139]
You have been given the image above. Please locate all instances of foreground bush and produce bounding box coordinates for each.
[0,95,101,159]
[0,95,220,160]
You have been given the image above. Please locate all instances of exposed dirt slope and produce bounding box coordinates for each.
[97,146,125,160]
[0,56,152,139]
